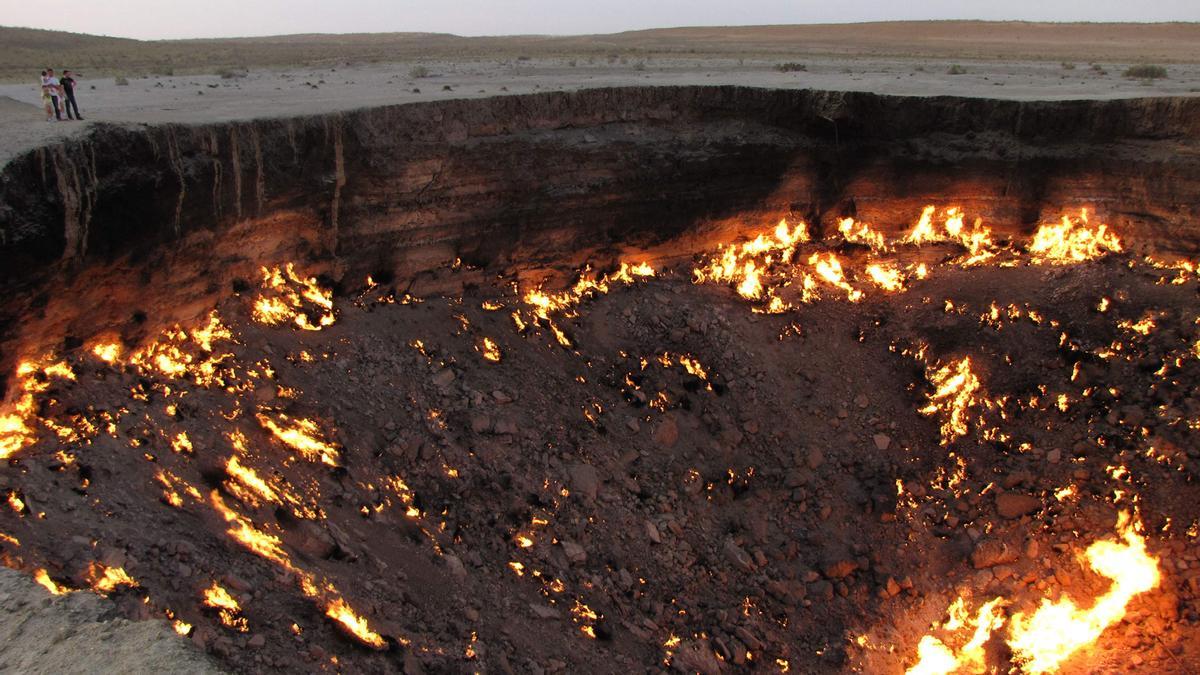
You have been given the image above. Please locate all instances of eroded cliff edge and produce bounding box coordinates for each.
[1,86,1199,386]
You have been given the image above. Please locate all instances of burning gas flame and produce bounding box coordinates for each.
[837,217,889,252]
[252,264,337,330]
[1028,210,1121,264]
[919,357,982,444]
[905,512,1160,674]
[1008,512,1160,673]
[34,569,70,595]
[203,581,249,632]
[257,413,340,467]
[87,563,138,594]
[325,598,387,649]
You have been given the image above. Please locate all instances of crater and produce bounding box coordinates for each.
[0,87,1198,673]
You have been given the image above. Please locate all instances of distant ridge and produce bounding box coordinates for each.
[1,21,1197,81]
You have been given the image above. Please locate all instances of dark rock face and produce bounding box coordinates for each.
[1,87,1199,383]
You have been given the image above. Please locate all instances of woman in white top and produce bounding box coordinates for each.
[42,68,62,121]
[40,70,55,121]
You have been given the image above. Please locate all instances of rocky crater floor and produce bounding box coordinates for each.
[0,209,1199,673]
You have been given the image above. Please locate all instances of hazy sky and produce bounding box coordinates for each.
[3,0,1198,40]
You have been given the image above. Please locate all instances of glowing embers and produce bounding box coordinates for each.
[256,412,340,467]
[918,356,985,445]
[905,512,1160,675]
[203,582,249,632]
[1028,209,1122,265]
[252,263,337,331]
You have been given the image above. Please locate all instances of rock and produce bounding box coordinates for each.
[432,368,455,387]
[805,447,824,469]
[972,539,1021,569]
[823,559,857,579]
[494,419,518,435]
[470,414,492,433]
[854,394,870,409]
[530,603,560,619]
[247,634,266,648]
[996,492,1042,519]
[645,521,662,544]
[569,464,599,502]
[444,554,468,579]
[491,390,514,404]
[653,415,679,448]
[723,539,755,572]
[671,639,723,675]
[561,541,587,564]
[872,434,891,451]
[885,577,901,596]
[1046,448,1062,464]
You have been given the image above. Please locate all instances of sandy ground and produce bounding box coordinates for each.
[0,567,222,674]
[2,55,1199,166]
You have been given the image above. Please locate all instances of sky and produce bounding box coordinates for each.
[2,0,1198,40]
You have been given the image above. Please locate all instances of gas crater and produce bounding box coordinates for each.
[0,87,1199,673]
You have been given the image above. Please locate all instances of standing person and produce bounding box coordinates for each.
[43,68,62,121]
[39,70,55,121]
[59,70,83,120]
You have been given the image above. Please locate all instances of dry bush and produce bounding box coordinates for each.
[1123,64,1167,79]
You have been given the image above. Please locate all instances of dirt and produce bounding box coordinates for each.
[1,228,1199,673]
[0,566,222,673]
[1,52,1198,167]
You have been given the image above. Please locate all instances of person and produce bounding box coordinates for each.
[59,70,83,120]
[42,68,62,121]
[39,70,55,121]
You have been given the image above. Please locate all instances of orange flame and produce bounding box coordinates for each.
[1028,210,1121,264]
[1007,512,1159,673]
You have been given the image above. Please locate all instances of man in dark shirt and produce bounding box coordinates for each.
[60,70,83,121]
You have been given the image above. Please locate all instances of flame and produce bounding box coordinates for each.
[91,342,122,363]
[837,217,889,252]
[810,253,863,302]
[252,264,336,330]
[87,563,138,594]
[1028,210,1121,264]
[325,598,387,649]
[226,452,280,504]
[919,357,982,444]
[906,512,1160,674]
[257,413,340,466]
[34,569,70,595]
[693,219,809,306]
[903,206,997,264]
[865,263,905,292]
[1008,513,1160,673]
[203,581,249,632]
[478,337,502,363]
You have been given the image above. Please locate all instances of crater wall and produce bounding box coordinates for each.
[2,86,1199,387]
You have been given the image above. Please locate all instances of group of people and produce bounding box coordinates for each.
[40,68,83,122]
